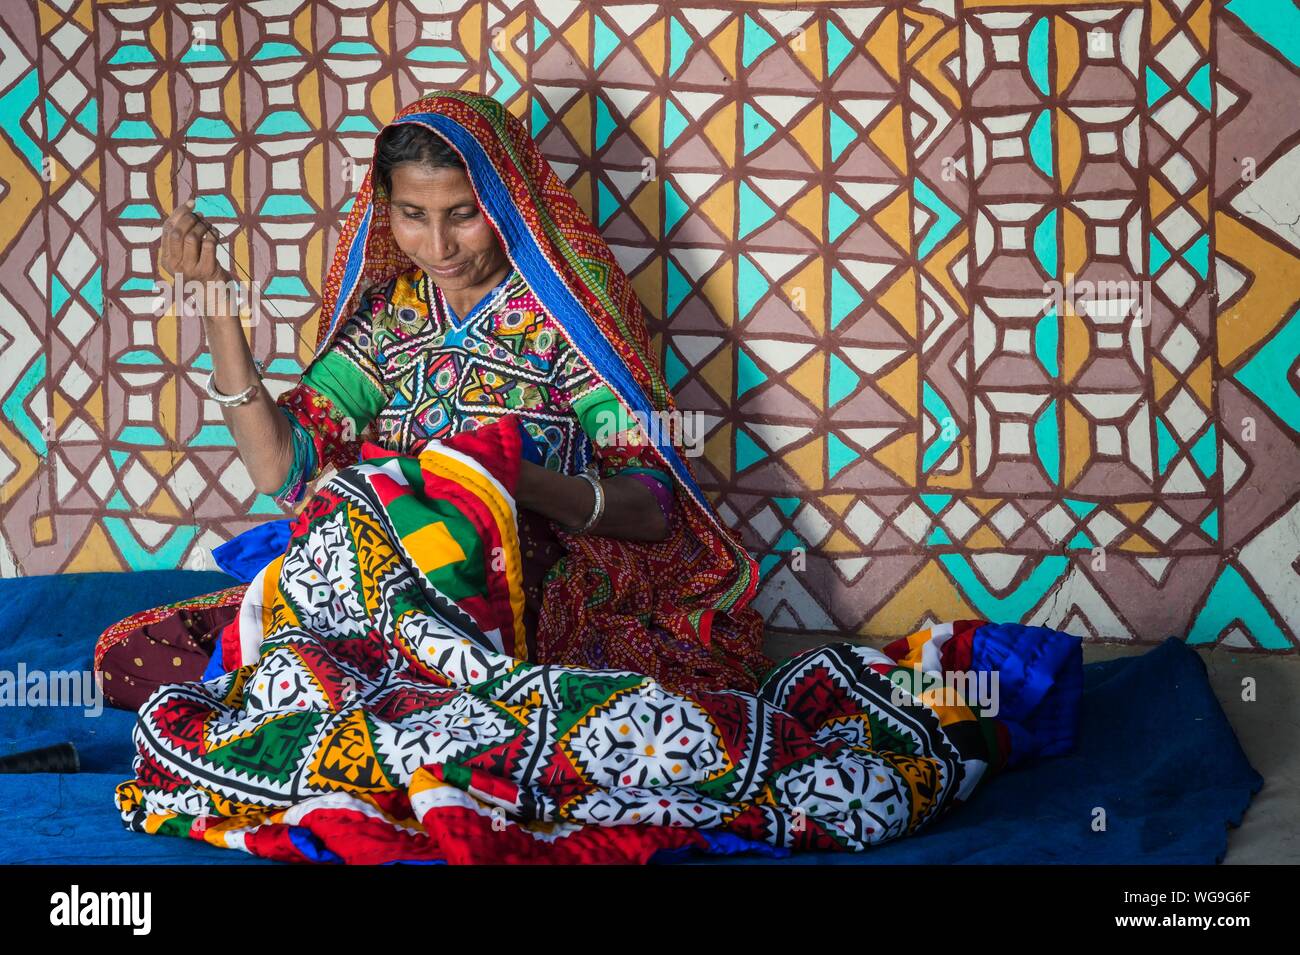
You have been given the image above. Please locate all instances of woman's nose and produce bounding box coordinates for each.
[426,223,455,262]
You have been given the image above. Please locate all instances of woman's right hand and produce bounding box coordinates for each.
[159,197,233,287]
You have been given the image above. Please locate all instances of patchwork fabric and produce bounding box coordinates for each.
[115,415,1082,864]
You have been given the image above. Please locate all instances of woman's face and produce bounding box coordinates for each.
[387,162,508,292]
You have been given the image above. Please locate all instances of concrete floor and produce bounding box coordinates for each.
[762,632,1299,864]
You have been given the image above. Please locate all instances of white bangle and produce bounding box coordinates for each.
[206,359,264,407]
[564,468,605,534]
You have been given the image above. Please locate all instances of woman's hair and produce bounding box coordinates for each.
[373,123,465,198]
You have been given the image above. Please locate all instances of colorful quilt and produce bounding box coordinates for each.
[115,414,1082,864]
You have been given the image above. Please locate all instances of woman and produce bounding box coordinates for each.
[107,91,1083,864]
[94,97,773,709]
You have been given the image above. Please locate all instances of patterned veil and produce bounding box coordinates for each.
[311,90,775,695]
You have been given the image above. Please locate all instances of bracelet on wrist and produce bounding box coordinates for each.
[563,467,605,534]
[206,359,265,408]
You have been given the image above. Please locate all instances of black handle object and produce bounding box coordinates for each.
[0,742,80,773]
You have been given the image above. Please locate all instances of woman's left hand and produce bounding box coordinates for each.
[515,460,668,541]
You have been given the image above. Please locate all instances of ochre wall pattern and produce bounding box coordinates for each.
[1,0,1297,652]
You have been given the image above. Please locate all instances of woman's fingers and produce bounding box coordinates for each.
[195,226,222,284]
[161,198,225,281]
[181,218,206,264]
[180,205,212,254]
[161,198,197,272]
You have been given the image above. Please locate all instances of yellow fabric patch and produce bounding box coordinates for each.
[400,519,468,572]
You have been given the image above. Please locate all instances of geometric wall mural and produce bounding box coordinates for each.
[1,0,1296,652]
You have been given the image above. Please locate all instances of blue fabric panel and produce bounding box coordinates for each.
[969,622,1085,767]
[211,519,293,583]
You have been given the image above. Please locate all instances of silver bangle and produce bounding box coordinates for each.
[564,467,605,534]
[206,359,264,407]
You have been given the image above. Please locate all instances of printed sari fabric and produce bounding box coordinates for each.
[115,414,1083,864]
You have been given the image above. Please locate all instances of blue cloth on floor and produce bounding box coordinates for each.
[0,571,1263,865]
[0,570,272,865]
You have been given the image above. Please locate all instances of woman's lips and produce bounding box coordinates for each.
[429,262,467,277]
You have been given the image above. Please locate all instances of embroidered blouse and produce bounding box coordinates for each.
[270,265,675,528]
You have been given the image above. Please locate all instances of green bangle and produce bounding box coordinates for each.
[271,412,317,504]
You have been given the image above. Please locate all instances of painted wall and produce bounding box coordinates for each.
[0,0,1296,651]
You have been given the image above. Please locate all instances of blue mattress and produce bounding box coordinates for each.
[0,570,1262,864]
